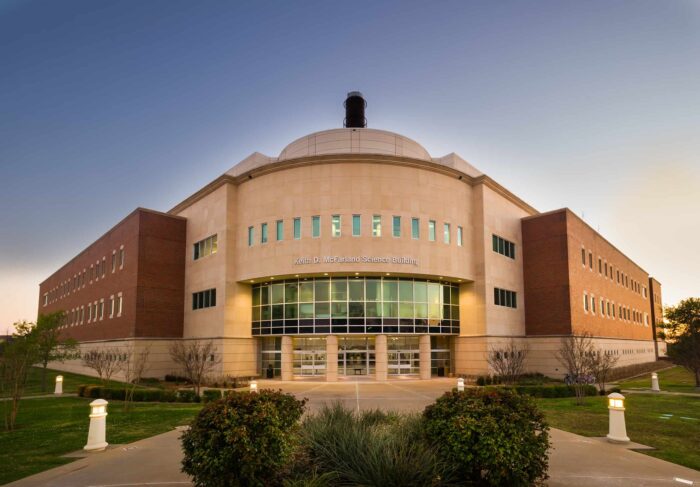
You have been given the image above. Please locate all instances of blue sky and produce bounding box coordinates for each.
[1,0,699,331]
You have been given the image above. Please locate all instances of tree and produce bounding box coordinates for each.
[556,333,595,405]
[169,340,221,396]
[486,340,529,384]
[661,297,700,388]
[0,321,39,430]
[35,312,78,392]
[82,348,127,384]
[590,348,619,394]
[122,345,151,411]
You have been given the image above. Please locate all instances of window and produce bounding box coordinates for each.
[411,218,420,239]
[119,247,125,269]
[591,295,596,314]
[332,215,341,237]
[276,220,284,241]
[116,292,123,317]
[193,288,217,310]
[261,223,268,243]
[428,220,436,241]
[109,295,115,318]
[111,252,116,272]
[352,215,361,236]
[598,258,602,274]
[43,293,48,306]
[99,299,104,320]
[589,252,593,269]
[457,226,463,246]
[312,216,320,238]
[391,216,401,237]
[372,215,382,237]
[443,223,451,244]
[492,235,515,259]
[583,292,589,312]
[101,257,106,278]
[494,288,517,308]
[293,217,301,239]
[248,226,254,246]
[581,248,586,266]
[193,235,218,260]
[88,303,92,322]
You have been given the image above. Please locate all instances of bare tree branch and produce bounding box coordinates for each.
[169,340,221,396]
[486,340,529,385]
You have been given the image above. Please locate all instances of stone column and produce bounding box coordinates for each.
[326,335,338,382]
[419,334,431,380]
[375,334,388,381]
[281,335,293,381]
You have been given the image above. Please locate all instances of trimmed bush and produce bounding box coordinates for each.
[77,386,183,403]
[181,389,306,487]
[202,389,222,403]
[481,384,597,398]
[299,403,454,487]
[424,388,550,486]
[177,389,199,403]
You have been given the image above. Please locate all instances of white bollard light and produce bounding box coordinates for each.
[250,380,258,393]
[54,375,63,395]
[651,372,660,392]
[84,399,109,452]
[457,377,465,392]
[606,393,630,444]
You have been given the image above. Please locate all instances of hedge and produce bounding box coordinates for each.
[78,385,200,403]
[481,384,597,398]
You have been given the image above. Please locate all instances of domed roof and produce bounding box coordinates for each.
[278,128,431,162]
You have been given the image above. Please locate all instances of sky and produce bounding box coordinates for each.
[1,0,699,333]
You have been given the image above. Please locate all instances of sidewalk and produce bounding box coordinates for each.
[7,427,699,487]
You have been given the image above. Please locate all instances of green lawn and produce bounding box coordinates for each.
[0,396,203,485]
[618,366,699,394]
[537,393,700,471]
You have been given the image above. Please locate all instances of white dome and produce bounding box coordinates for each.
[278,128,431,162]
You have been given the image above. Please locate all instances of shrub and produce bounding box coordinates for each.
[300,403,454,486]
[202,389,222,403]
[476,376,486,386]
[165,374,190,383]
[423,388,550,486]
[181,390,306,487]
[177,389,199,403]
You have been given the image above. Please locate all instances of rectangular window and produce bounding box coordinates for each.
[192,288,217,310]
[443,223,451,244]
[589,252,593,269]
[492,234,515,259]
[276,220,283,241]
[494,287,517,308]
[101,258,106,278]
[428,220,436,241]
[583,293,589,312]
[598,258,602,274]
[99,299,104,320]
[109,296,115,318]
[119,247,125,269]
[352,215,361,236]
[312,216,320,238]
[332,215,341,237]
[457,226,463,246]
[111,252,116,272]
[372,215,382,237]
[193,235,218,260]
[117,293,123,317]
[591,295,596,314]
[43,293,48,306]
[393,216,401,237]
[261,223,268,243]
[293,217,301,239]
[248,226,254,246]
[581,248,586,265]
[411,218,420,239]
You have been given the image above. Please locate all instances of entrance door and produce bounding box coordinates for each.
[388,350,420,375]
[339,350,371,376]
[293,350,326,376]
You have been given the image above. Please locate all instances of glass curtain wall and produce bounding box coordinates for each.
[430,336,451,377]
[252,277,460,336]
[387,336,421,375]
[292,337,326,376]
[338,337,375,376]
[260,337,281,378]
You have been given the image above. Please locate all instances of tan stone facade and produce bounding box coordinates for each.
[38,127,663,380]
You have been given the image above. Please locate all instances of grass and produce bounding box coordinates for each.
[537,393,700,471]
[0,396,203,485]
[4,366,131,398]
[618,366,698,394]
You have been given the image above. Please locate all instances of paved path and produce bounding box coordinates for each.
[0,393,77,401]
[623,389,700,398]
[6,380,699,487]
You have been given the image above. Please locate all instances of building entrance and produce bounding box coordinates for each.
[338,337,375,376]
[293,337,326,376]
[388,336,420,375]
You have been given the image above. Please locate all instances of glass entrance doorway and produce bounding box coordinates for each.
[293,337,326,376]
[388,336,420,376]
[338,337,375,377]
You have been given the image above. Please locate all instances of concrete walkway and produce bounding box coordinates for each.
[6,380,699,487]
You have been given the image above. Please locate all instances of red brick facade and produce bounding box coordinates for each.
[38,208,186,341]
[523,209,659,341]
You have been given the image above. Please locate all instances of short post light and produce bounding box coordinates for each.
[249,380,258,393]
[84,399,109,452]
[457,377,465,392]
[651,372,660,392]
[54,375,63,395]
[606,393,630,444]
